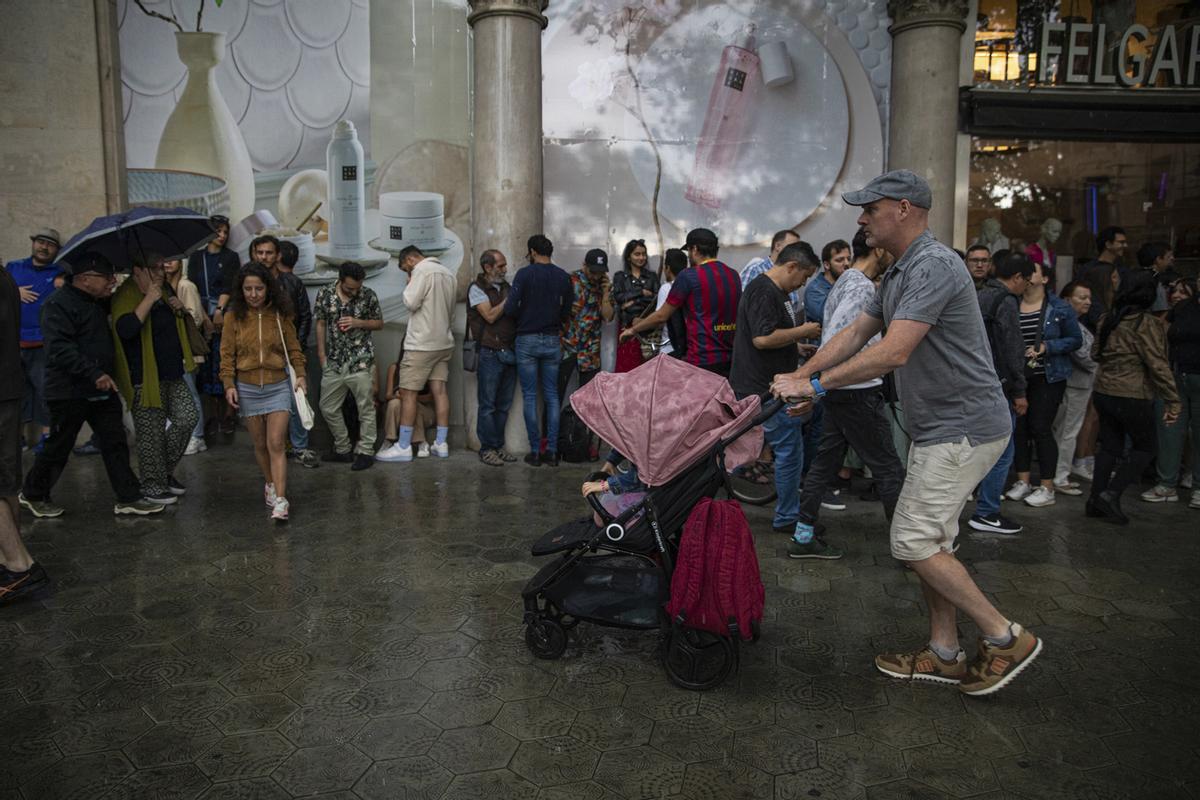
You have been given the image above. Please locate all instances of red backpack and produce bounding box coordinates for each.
[666,498,764,640]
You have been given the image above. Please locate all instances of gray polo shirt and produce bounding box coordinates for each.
[865,230,1009,447]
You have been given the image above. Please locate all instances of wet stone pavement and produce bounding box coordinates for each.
[2,438,1199,800]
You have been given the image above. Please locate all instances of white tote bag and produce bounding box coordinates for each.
[276,315,314,430]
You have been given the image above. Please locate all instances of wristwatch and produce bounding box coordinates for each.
[809,376,827,398]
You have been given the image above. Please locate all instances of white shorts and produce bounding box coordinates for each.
[890,436,1008,562]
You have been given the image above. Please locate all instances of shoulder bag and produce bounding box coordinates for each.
[462,321,479,373]
[275,314,314,430]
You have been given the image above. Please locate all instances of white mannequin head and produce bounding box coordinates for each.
[980,218,1003,243]
[1040,218,1062,245]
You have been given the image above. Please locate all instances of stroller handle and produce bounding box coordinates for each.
[717,395,785,451]
[585,471,614,523]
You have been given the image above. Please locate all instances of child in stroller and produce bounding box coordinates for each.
[520,356,775,690]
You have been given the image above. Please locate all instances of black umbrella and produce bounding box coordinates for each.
[57,206,217,270]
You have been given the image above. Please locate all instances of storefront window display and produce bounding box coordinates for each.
[965,1,1199,282]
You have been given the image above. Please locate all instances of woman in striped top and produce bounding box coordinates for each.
[1005,257,1082,508]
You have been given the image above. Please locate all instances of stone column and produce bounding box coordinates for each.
[468,0,548,454]
[887,0,969,243]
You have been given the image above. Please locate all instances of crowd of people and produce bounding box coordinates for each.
[2,174,1196,657]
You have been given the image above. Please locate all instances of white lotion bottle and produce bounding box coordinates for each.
[327,119,366,258]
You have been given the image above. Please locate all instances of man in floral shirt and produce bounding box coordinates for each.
[558,248,614,401]
[314,262,384,470]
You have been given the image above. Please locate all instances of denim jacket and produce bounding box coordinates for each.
[1039,293,1084,384]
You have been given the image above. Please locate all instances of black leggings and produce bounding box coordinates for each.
[1013,374,1066,480]
[1092,392,1157,498]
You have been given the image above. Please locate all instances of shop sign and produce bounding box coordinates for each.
[1038,21,1200,87]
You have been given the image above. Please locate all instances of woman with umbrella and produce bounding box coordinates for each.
[220,263,306,522]
[111,255,200,505]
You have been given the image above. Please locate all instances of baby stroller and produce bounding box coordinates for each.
[521,357,779,690]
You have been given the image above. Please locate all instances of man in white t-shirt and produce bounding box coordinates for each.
[792,230,904,551]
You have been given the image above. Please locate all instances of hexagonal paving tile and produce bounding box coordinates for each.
[509,735,601,787]
[493,698,578,740]
[732,725,818,775]
[854,706,940,750]
[649,715,734,763]
[125,719,224,769]
[681,758,773,800]
[482,664,558,702]
[353,755,453,800]
[569,706,654,752]
[277,705,369,747]
[52,707,155,755]
[902,742,998,797]
[348,677,434,718]
[421,686,503,728]
[414,657,490,691]
[194,731,294,782]
[282,670,365,707]
[441,768,538,799]
[102,762,210,800]
[777,698,856,740]
[208,693,299,735]
[352,713,443,759]
[271,742,371,795]
[593,746,685,799]
[20,751,134,800]
[819,733,906,786]
[620,681,698,720]
[534,780,623,799]
[775,766,866,800]
[196,776,291,799]
[428,724,520,773]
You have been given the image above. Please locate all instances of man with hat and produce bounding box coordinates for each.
[771,169,1042,697]
[621,228,741,377]
[19,253,163,518]
[559,248,614,406]
[5,228,64,452]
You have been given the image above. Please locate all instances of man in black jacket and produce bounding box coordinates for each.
[967,252,1031,535]
[271,239,319,468]
[19,254,162,518]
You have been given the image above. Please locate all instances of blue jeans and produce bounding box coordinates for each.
[975,409,1016,517]
[288,392,309,450]
[516,334,562,453]
[761,407,805,527]
[477,346,518,451]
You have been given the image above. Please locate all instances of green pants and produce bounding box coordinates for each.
[1156,372,1200,487]
[319,367,377,456]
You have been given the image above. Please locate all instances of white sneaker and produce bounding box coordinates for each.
[1140,484,1178,503]
[1005,480,1032,501]
[375,443,412,462]
[1190,490,1200,510]
[1024,486,1056,507]
[430,442,449,458]
[416,442,431,459]
[1181,474,1194,489]
[183,436,207,455]
[1052,479,1083,496]
[1070,460,1094,481]
[272,497,289,521]
[264,482,277,508]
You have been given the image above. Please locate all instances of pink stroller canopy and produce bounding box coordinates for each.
[569,357,763,487]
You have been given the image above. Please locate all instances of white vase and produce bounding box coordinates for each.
[155,32,254,222]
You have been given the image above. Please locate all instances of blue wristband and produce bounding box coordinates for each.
[810,377,827,398]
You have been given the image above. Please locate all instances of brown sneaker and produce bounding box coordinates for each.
[958,623,1043,696]
[875,646,967,685]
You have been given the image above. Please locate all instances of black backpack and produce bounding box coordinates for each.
[558,404,592,463]
[980,289,1010,377]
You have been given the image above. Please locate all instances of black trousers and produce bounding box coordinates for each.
[1013,374,1066,479]
[1092,392,1157,499]
[22,395,142,503]
[798,387,906,524]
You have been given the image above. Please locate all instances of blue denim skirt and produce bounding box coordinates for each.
[237,379,292,418]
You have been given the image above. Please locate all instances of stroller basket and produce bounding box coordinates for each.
[544,554,666,628]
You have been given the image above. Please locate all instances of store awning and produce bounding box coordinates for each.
[959,86,1200,142]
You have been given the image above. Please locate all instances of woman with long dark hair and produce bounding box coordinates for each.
[613,239,660,372]
[1004,257,1082,508]
[1088,270,1180,523]
[220,263,305,522]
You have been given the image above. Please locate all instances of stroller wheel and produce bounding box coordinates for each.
[525,617,568,660]
[662,625,736,691]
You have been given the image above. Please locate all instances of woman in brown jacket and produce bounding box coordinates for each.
[1088,270,1181,524]
[220,263,306,521]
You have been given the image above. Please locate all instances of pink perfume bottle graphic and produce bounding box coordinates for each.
[685,24,762,210]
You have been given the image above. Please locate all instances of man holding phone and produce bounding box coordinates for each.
[771,170,1042,697]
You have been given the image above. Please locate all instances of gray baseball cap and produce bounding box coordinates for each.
[842,170,932,210]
